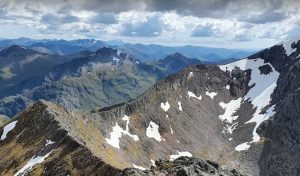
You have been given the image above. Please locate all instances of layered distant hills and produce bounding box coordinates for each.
[0,38,255,62]
[0,45,201,117]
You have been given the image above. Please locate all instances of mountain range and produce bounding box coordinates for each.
[0,38,255,62]
[0,45,201,117]
[0,36,300,176]
[119,43,255,62]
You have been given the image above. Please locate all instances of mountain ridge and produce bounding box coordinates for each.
[0,36,300,175]
[0,47,201,117]
[0,38,255,62]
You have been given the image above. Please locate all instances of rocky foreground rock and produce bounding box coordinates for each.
[120,157,243,176]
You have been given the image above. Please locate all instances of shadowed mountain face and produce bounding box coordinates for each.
[0,45,75,92]
[0,37,299,176]
[29,39,107,55]
[0,47,201,117]
[154,52,201,74]
[0,38,107,55]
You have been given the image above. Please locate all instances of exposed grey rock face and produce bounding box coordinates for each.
[251,40,300,176]
[119,157,243,176]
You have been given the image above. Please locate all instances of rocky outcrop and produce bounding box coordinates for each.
[120,157,243,176]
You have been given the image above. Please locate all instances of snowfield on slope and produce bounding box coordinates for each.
[161,101,170,112]
[178,101,183,111]
[146,121,162,142]
[219,98,242,124]
[1,120,18,141]
[45,139,55,146]
[206,91,217,99]
[105,115,139,149]
[235,142,250,152]
[188,91,202,100]
[132,164,147,170]
[14,151,52,176]
[170,151,192,161]
[219,58,279,150]
[277,35,300,56]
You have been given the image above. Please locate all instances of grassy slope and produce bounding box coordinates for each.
[0,115,9,127]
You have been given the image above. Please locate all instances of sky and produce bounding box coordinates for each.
[0,0,300,49]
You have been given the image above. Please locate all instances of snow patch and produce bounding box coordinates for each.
[187,72,193,79]
[241,60,279,142]
[235,142,250,152]
[178,101,183,111]
[188,91,202,100]
[219,98,242,123]
[146,121,162,142]
[113,57,120,65]
[45,140,55,146]
[170,151,192,161]
[132,164,146,170]
[279,36,299,56]
[14,150,52,176]
[170,125,174,134]
[105,115,139,149]
[117,49,123,56]
[150,160,156,166]
[223,122,238,134]
[205,91,217,99]
[246,104,276,142]
[219,59,248,72]
[226,85,230,89]
[161,101,170,112]
[220,58,279,143]
[1,120,18,141]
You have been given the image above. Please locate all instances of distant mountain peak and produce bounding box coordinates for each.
[2,44,27,51]
[95,46,117,55]
[94,47,130,62]
[160,52,200,64]
[168,52,186,58]
[0,45,35,57]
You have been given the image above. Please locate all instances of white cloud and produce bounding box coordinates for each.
[0,0,299,48]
